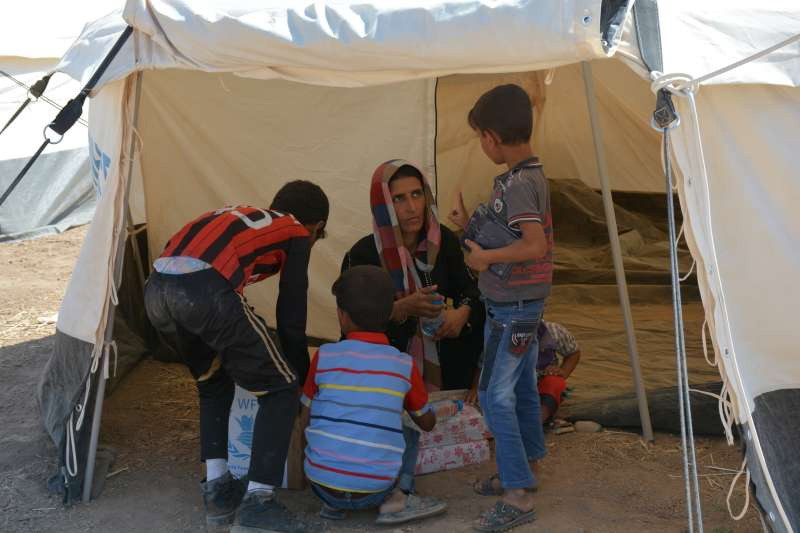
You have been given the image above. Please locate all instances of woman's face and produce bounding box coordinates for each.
[389,175,426,237]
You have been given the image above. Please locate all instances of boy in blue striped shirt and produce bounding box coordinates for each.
[300,265,447,525]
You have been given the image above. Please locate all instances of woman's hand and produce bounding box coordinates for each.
[434,306,470,340]
[465,385,478,405]
[449,192,469,229]
[395,285,443,319]
[466,368,480,405]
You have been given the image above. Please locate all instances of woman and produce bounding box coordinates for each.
[342,159,484,391]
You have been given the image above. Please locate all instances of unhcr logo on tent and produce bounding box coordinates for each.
[89,136,110,199]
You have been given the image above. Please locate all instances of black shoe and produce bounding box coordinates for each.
[230,491,308,533]
[202,472,246,531]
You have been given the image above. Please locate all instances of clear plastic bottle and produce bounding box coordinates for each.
[430,399,464,420]
[420,292,445,337]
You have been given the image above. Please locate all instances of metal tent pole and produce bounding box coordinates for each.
[82,71,143,502]
[580,61,654,441]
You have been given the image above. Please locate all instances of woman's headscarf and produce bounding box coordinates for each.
[370,159,442,390]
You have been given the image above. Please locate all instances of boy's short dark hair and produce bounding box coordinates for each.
[270,180,329,225]
[332,266,395,332]
[467,84,533,145]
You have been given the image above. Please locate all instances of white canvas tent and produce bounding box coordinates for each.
[35,1,799,530]
[0,2,121,241]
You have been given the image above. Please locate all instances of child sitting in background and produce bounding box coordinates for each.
[301,265,447,526]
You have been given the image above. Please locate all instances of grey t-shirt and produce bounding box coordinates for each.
[478,157,553,302]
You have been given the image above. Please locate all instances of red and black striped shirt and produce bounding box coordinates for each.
[160,206,310,293]
[160,206,311,380]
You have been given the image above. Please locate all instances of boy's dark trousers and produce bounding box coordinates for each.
[144,269,299,485]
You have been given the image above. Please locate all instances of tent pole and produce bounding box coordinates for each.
[580,61,654,441]
[83,72,144,502]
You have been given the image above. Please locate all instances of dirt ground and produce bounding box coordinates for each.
[0,226,762,532]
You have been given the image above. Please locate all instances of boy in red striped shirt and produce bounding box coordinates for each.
[144,180,327,533]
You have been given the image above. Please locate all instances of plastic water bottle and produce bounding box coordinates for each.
[420,293,445,337]
[430,399,464,420]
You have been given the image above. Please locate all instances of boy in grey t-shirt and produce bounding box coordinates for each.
[449,84,552,532]
[478,156,553,302]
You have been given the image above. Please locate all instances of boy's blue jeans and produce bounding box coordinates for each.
[478,298,546,490]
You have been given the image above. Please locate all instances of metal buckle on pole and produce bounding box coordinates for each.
[651,89,680,131]
[43,124,64,145]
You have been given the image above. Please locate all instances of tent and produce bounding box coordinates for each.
[0,2,121,241]
[35,1,799,530]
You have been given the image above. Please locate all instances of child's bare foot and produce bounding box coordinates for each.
[378,489,406,515]
[502,488,534,513]
[474,463,540,496]
[377,491,448,525]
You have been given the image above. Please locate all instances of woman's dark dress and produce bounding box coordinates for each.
[341,225,484,390]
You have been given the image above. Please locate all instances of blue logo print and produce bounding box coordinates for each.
[227,414,254,461]
[89,136,111,198]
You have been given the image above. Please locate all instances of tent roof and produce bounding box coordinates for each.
[57,0,621,89]
[0,1,119,60]
[54,1,800,91]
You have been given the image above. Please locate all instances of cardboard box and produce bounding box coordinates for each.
[418,404,490,449]
[415,439,491,475]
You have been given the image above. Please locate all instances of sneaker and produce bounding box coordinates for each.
[202,472,246,531]
[230,490,308,533]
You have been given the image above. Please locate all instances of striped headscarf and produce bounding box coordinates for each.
[370,160,442,390]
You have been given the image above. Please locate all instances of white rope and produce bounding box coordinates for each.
[674,222,695,282]
[689,386,735,444]
[89,340,103,375]
[726,457,751,521]
[690,33,800,89]
[65,377,92,477]
[109,275,119,307]
[127,223,147,236]
[651,32,800,95]
[719,382,735,445]
[674,220,693,283]
[701,319,716,367]
[109,341,119,379]
[675,223,684,246]
[679,260,695,282]
[65,414,78,477]
[544,68,556,86]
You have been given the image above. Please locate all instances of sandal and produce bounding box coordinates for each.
[473,501,535,532]
[375,493,447,525]
[473,474,538,496]
[319,503,346,520]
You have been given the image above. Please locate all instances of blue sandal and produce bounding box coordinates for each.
[473,501,535,532]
